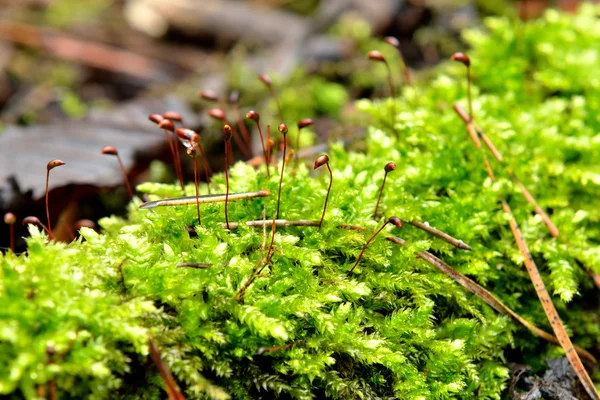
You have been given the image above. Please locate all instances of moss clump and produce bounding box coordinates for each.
[3,5,600,399]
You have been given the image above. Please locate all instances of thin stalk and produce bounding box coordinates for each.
[116,155,133,198]
[193,153,201,225]
[194,141,211,195]
[257,123,270,176]
[276,131,287,219]
[9,223,14,252]
[224,140,230,229]
[45,169,52,239]
[231,103,252,149]
[319,163,332,229]
[347,221,389,276]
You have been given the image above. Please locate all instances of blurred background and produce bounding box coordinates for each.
[0,0,590,250]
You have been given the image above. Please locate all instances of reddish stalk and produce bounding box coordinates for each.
[295,118,314,167]
[45,160,65,240]
[176,127,211,194]
[313,155,332,229]
[266,125,273,167]
[384,36,413,85]
[156,118,185,191]
[176,128,202,225]
[189,147,201,225]
[207,108,251,159]
[100,146,133,198]
[373,162,396,218]
[223,125,233,229]
[257,124,288,274]
[276,124,288,219]
[451,52,473,122]
[246,110,270,176]
[149,113,181,187]
[258,73,284,122]
[347,216,402,275]
[367,50,396,122]
[228,90,252,150]
[148,336,186,400]
[162,112,187,189]
[23,216,50,236]
[4,212,16,252]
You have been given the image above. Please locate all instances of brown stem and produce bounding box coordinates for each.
[224,141,230,229]
[116,155,133,198]
[9,223,14,252]
[225,117,252,159]
[193,154,201,225]
[45,170,54,240]
[319,164,332,228]
[270,87,284,122]
[347,221,390,275]
[148,336,186,400]
[267,125,273,166]
[276,135,287,219]
[172,134,185,192]
[467,65,472,122]
[373,172,388,219]
[194,141,211,195]
[255,121,270,177]
[385,62,396,121]
[232,104,252,149]
[163,129,184,191]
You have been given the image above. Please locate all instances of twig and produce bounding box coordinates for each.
[177,262,212,269]
[234,206,268,303]
[454,103,559,237]
[386,236,596,364]
[139,190,270,209]
[148,336,186,400]
[220,219,319,229]
[408,220,472,251]
[454,107,599,398]
[257,343,294,355]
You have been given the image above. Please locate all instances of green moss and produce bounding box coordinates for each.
[3,5,600,399]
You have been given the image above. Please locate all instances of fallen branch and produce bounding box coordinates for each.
[222,219,319,229]
[407,220,472,251]
[454,103,559,237]
[454,103,599,399]
[386,236,596,365]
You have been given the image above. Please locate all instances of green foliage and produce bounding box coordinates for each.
[3,5,600,399]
